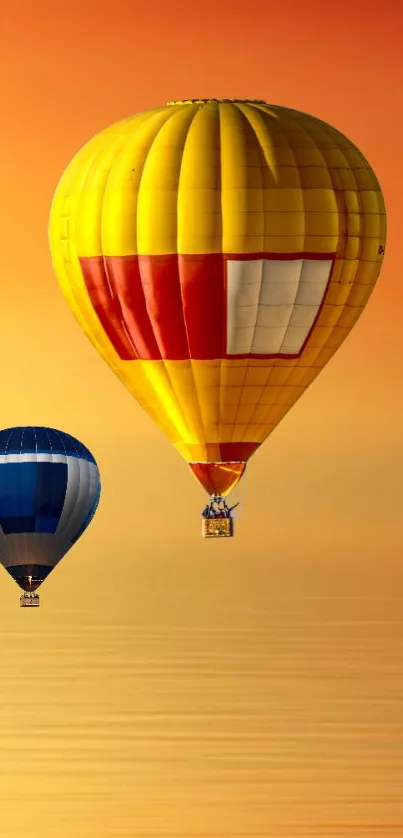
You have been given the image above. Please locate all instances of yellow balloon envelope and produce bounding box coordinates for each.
[49,99,386,537]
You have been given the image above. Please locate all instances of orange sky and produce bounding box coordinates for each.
[0,1,403,836]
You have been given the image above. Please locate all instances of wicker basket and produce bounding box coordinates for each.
[20,592,40,607]
[202,518,234,538]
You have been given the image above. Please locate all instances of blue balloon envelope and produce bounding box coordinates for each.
[0,427,101,607]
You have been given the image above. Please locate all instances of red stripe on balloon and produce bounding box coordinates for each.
[216,442,259,461]
[79,253,224,360]
[138,255,192,359]
[177,254,224,359]
[79,252,334,362]
[104,256,160,359]
[189,461,247,496]
[79,256,137,360]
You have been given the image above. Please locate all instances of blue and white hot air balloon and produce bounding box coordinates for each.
[0,427,101,607]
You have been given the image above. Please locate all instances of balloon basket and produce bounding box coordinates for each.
[20,592,40,608]
[202,518,234,539]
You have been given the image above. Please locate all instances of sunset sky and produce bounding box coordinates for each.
[0,0,403,835]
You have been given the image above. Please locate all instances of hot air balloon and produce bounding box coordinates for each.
[49,99,386,538]
[0,427,101,606]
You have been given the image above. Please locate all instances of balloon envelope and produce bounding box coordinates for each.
[49,98,386,508]
[0,427,101,600]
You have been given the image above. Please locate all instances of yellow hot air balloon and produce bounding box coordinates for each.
[49,99,386,538]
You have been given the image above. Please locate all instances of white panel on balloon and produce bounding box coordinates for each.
[226,258,332,355]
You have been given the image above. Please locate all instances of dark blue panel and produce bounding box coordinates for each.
[0,463,37,517]
[35,515,61,533]
[4,428,22,454]
[34,462,68,533]
[55,430,96,463]
[0,429,12,456]
[0,426,97,464]
[0,462,68,535]
[53,429,77,456]
[32,427,51,452]
[1,516,36,534]
[21,427,37,451]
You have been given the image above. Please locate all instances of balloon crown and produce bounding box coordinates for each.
[166,98,269,106]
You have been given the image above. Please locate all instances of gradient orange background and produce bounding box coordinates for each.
[0,0,403,835]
